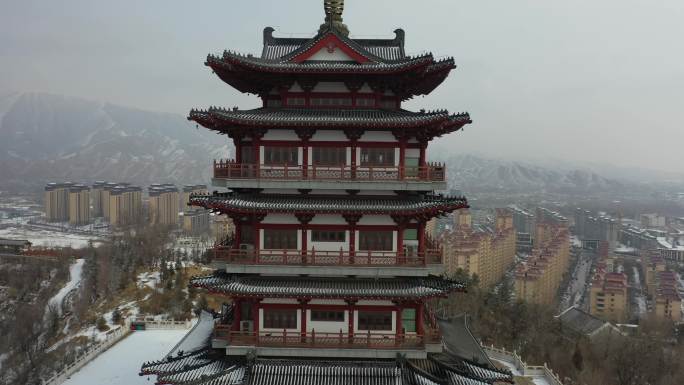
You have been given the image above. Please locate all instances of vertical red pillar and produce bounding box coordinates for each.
[235,140,242,163]
[399,139,406,180]
[395,306,403,337]
[419,142,427,167]
[350,141,357,179]
[253,300,260,336]
[254,220,260,256]
[253,137,261,177]
[233,299,241,331]
[234,223,241,249]
[349,226,356,257]
[302,143,309,179]
[301,227,308,261]
[418,221,426,254]
[396,226,405,264]
[348,303,354,338]
[300,301,307,339]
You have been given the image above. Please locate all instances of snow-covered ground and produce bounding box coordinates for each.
[48,259,84,315]
[0,226,101,248]
[62,330,187,385]
[492,359,550,385]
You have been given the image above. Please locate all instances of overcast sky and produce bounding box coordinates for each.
[1,0,683,173]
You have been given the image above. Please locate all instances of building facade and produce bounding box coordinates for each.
[109,186,142,227]
[44,182,73,222]
[589,269,628,324]
[68,184,91,226]
[515,219,571,305]
[149,184,180,226]
[442,209,516,287]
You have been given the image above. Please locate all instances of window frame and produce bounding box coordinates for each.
[310,310,345,322]
[357,311,393,331]
[263,228,298,250]
[358,230,394,251]
[311,230,346,243]
[263,308,298,329]
[360,148,395,167]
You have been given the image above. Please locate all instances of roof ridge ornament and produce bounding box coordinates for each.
[319,0,349,37]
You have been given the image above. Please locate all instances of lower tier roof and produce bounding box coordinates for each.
[140,318,514,385]
[190,193,468,218]
[190,273,465,300]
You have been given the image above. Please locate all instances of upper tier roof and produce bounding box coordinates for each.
[205,27,457,99]
[262,27,407,62]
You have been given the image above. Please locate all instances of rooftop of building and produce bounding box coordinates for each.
[557,307,617,337]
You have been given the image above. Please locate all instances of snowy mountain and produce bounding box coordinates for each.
[0,93,228,192]
[442,154,626,194]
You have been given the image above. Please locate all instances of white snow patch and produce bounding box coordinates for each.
[48,259,84,315]
[62,330,187,385]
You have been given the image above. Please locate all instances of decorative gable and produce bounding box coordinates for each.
[291,33,371,63]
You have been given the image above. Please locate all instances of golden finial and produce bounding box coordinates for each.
[320,0,349,36]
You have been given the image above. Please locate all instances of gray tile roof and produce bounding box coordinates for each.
[190,107,470,129]
[209,51,450,74]
[189,193,468,217]
[557,306,611,336]
[261,27,406,63]
[142,355,511,385]
[190,273,465,300]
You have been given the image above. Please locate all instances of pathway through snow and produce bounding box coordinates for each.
[48,259,84,315]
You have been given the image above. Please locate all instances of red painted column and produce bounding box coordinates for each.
[301,227,308,262]
[418,142,427,180]
[350,141,358,179]
[418,221,426,254]
[302,142,309,179]
[233,223,241,249]
[348,303,355,338]
[397,226,405,265]
[349,226,356,258]
[254,220,260,260]
[399,139,406,180]
[395,306,403,337]
[235,140,242,163]
[253,137,261,177]
[253,300,260,337]
[300,301,308,340]
[233,299,241,331]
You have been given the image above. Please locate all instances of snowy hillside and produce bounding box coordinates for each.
[441,154,626,194]
[0,93,229,191]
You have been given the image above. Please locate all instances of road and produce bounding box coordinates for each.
[559,250,593,311]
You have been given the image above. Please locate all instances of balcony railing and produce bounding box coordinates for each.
[213,328,441,350]
[211,247,443,267]
[213,160,446,182]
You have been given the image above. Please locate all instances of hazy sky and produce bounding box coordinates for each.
[1,0,683,173]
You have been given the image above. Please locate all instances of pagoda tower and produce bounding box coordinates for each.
[142,1,515,384]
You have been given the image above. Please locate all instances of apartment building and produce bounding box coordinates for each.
[149,184,179,226]
[589,268,628,324]
[515,219,570,305]
[68,184,91,226]
[442,208,516,287]
[44,182,74,222]
[109,186,142,227]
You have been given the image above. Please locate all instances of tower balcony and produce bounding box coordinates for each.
[212,160,446,191]
[212,327,442,359]
[210,246,445,277]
